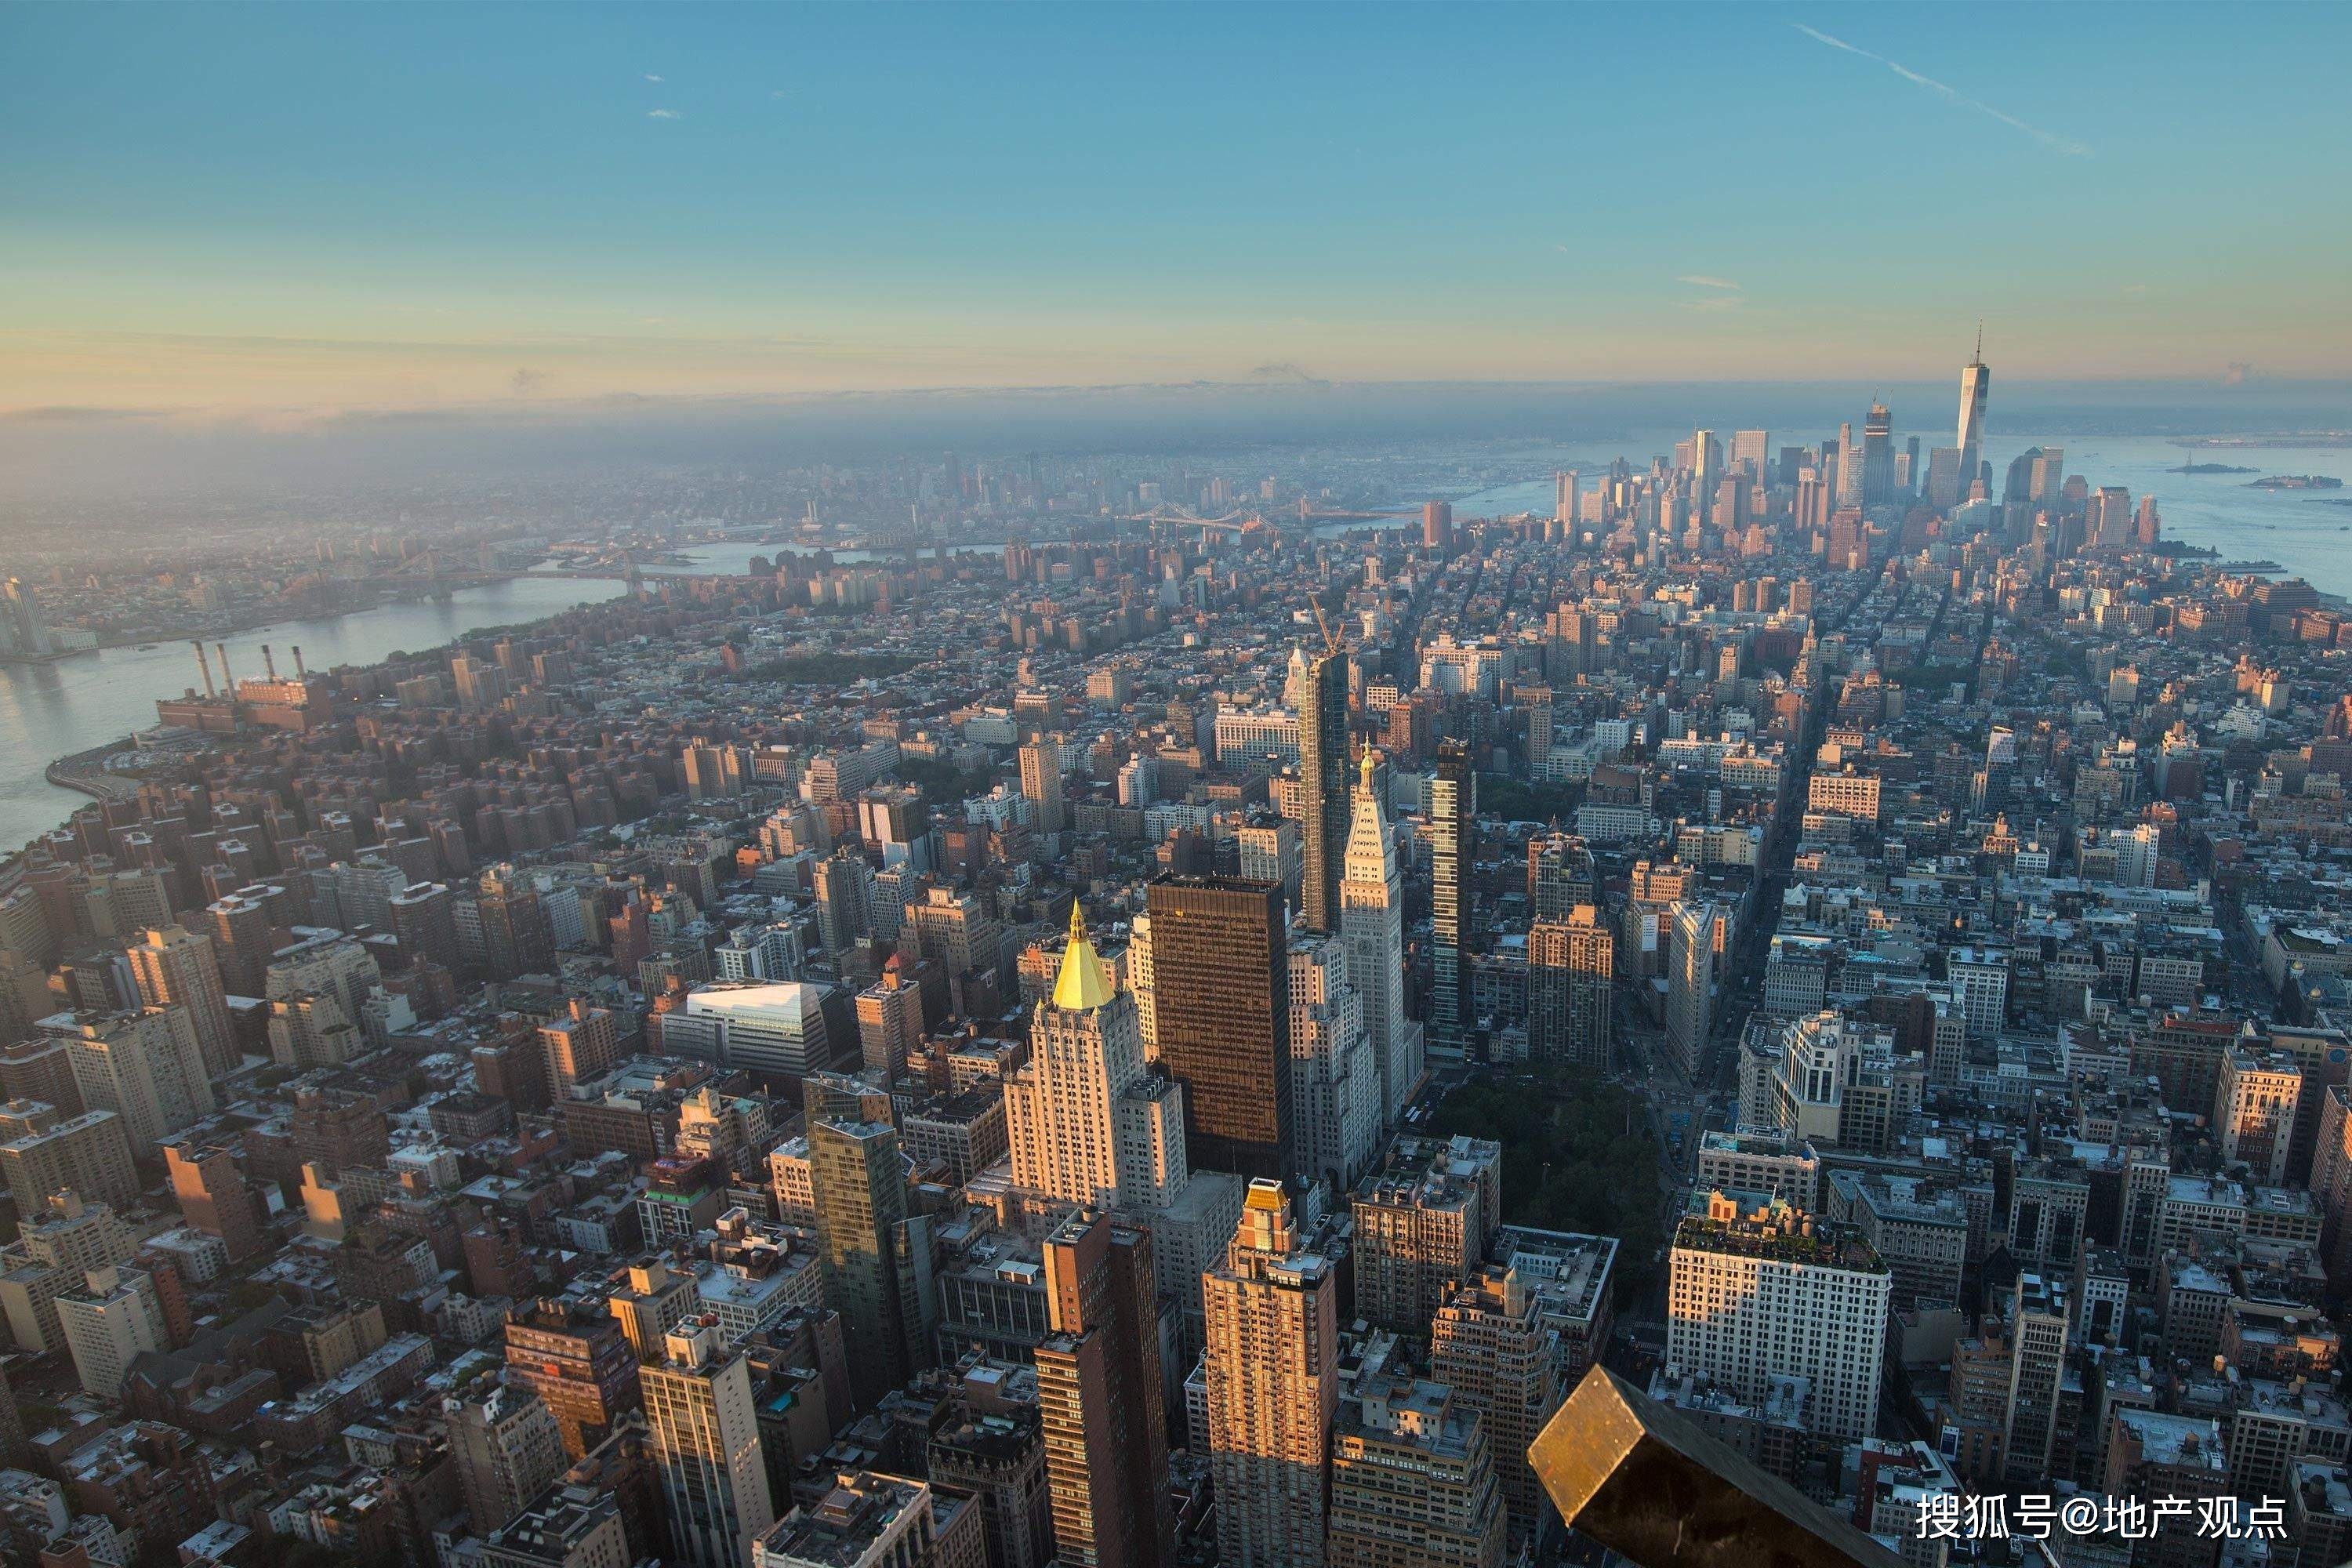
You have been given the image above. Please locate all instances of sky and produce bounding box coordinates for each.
[4,2,2350,422]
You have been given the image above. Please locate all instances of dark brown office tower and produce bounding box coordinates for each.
[1036,1210,1172,1568]
[505,1297,645,1458]
[164,1137,269,1261]
[1143,874,1290,1180]
[1297,649,1347,935]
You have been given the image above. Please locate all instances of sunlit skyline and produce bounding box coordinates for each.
[5,2,2350,418]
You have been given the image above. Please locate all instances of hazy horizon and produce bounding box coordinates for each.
[8,2,2351,432]
[5,374,2347,500]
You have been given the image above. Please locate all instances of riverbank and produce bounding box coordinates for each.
[0,573,636,851]
[44,737,142,806]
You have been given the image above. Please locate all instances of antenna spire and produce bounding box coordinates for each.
[1973,321,1984,362]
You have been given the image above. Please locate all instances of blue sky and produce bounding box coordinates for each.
[4,2,2349,413]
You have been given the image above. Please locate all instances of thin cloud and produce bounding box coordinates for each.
[647,108,681,120]
[1789,23,2092,158]
[644,73,665,83]
[1677,275,1741,292]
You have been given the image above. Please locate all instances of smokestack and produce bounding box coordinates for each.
[262,645,278,680]
[292,645,307,678]
[216,643,234,688]
[192,641,215,698]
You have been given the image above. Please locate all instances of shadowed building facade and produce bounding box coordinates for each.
[1143,875,1291,1181]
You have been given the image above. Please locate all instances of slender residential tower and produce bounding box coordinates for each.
[1296,646,1348,935]
[1203,1180,1339,1568]
[1429,741,1475,1056]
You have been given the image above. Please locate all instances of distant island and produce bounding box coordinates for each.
[2250,474,2345,490]
[2171,462,2258,474]
[2176,433,2352,448]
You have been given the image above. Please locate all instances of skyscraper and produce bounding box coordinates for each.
[1295,647,1347,935]
[1285,933,1378,1192]
[804,1076,926,1409]
[1665,902,1725,1078]
[1862,401,1894,506]
[1836,421,1862,508]
[1033,1210,1172,1568]
[2088,485,2134,553]
[1142,875,1291,1181]
[1429,741,1475,1055]
[540,999,619,1101]
[811,851,873,956]
[1341,750,1417,1127]
[0,1106,137,1213]
[125,927,237,1080]
[49,1008,215,1148]
[1004,906,1188,1211]
[55,1265,168,1399]
[1527,906,1613,1069]
[1421,501,1453,553]
[642,1318,776,1568]
[1955,329,1991,497]
[1018,740,1065,841]
[0,579,53,659]
[1350,1135,1499,1333]
[477,866,555,979]
[1202,1181,1339,1568]
[1730,430,1769,483]
[1430,1265,1560,1547]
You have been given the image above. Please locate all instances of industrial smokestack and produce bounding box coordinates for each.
[216,643,234,688]
[262,644,278,680]
[192,641,215,698]
[292,645,307,678]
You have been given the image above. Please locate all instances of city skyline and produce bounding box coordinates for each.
[0,11,2349,1567]
[7,3,2352,419]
